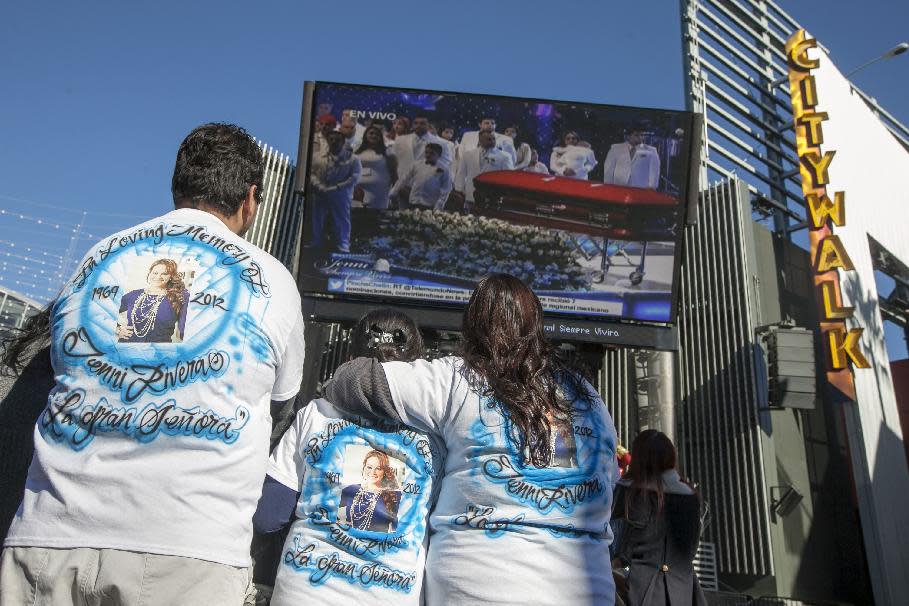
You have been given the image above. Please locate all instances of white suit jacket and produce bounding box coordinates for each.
[457,131,517,165]
[391,132,452,179]
[455,147,514,202]
[602,142,661,189]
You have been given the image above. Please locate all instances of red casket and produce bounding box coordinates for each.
[472,171,679,240]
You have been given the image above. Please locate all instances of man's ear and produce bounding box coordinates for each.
[238,184,259,234]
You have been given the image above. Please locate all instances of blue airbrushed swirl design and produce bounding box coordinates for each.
[72,234,244,370]
[45,220,277,450]
[468,378,615,517]
[299,422,433,550]
[281,420,437,593]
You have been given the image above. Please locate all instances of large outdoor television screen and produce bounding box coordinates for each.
[296,82,699,324]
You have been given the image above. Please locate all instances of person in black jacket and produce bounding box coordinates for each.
[611,430,707,606]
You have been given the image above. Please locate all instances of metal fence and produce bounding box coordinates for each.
[752,597,853,606]
[0,287,41,339]
[705,592,853,606]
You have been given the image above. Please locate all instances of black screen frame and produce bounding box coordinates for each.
[294,81,701,338]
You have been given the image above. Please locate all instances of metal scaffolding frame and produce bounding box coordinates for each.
[680,0,909,237]
[677,178,773,576]
[246,142,301,273]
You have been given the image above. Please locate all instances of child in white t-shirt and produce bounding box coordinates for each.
[253,310,443,606]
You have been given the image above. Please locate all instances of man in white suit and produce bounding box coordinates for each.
[338,112,364,151]
[602,126,661,190]
[455,130,514,212]
[457,117,517,165]
[391,114,451,174]
[390,143,452,211]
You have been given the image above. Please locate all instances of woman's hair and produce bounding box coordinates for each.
[362,449,400,490]
[625,429,678,514]
[349,308,423,363]
[362,449,401,517]
[505,125,524,147]
[148,258,187,320]
[1,305,51,373]
[461,273,591,467]
[562,131,580,145]
[355,125,387,156]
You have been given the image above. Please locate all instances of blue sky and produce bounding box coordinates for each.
[1,1,907,355]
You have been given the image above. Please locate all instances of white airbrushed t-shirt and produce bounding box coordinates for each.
[381,356,619,606]
[5,208,306,567]
[267,399,443,606]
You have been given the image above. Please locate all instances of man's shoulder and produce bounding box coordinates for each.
[246,246,298,300]
[189,216,300,302]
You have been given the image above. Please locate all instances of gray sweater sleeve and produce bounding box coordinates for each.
[323,357,401,422]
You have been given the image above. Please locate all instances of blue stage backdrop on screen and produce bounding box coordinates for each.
[295,82,699,326]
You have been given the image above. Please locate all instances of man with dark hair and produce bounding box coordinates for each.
[1,123,306,605]
[390,142,452,211]
[602,123,661,190]
[455,130,514,212]
[390,114,451,203]
[310,130,361,252]
[456,116,517,166]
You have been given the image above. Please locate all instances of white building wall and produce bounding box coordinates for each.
[812,43,909,605]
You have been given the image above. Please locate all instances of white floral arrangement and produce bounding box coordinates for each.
[354,210,589,290]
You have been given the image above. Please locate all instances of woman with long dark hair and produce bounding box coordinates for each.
[255,308,442,606]
[326,273,619,605]
[355,125,398,210]
[611,430,707,606]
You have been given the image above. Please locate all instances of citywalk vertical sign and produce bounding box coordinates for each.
[785,30,869,392]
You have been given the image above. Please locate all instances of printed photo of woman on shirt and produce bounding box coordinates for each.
[520,410,577,468]
[546,412,578,468]
[339,448,403,533]
[116,257,190,344]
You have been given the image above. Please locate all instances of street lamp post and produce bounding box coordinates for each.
[770,41,909,88]
[845,42,909,78]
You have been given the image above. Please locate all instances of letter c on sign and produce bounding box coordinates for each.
[788,32,819,71]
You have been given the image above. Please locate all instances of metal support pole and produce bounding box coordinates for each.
[633,350,677,442]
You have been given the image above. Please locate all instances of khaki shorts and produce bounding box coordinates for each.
[0,546,249,606]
